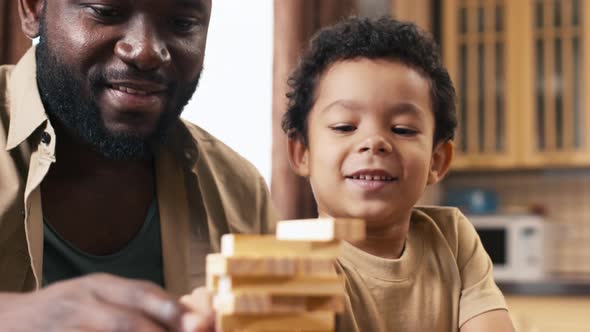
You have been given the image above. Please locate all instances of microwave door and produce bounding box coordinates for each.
[476,228,512,281]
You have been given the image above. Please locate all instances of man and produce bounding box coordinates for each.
[0,0,276,330]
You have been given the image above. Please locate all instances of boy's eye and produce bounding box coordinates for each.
[391,126,418,136]
[330,124,357,132]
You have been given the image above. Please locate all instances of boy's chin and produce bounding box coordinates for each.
[321,201,409,225]
[356,206,415,228]
[339,206,401,224]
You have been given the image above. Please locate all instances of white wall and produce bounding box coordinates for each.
[182,1,274,183]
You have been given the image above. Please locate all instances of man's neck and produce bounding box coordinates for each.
[48,123,154,178]
[40,124,156,255]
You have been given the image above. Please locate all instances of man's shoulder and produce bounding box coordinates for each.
[0,64,15,146]
[0,64,15,112]
[176,119,277,235]
[0,64,14,85]
[178,119,265,181]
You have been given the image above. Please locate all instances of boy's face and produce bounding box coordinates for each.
[289,59,452,228]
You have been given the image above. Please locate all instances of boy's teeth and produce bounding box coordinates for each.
[349,175,394,181]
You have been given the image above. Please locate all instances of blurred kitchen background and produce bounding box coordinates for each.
[2,0,589,330]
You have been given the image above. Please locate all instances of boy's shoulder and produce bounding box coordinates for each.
[412,205,466,227]
[411,206,476,259]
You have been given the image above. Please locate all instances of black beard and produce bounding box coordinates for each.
[35,20,200,161]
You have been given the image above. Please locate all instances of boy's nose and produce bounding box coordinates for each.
[357,136,393,155]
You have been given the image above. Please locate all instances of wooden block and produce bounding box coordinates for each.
[207,254,336,277]
[214,292,305,314]
[221,235,342,258]
[217,311,335,332]
[206,273,216,291]
[217,275,345,296]
[214,293,345,314]
[225,330,333,332]
[276,218,366,242]
[207,254,336,291]
[305,295,345,313]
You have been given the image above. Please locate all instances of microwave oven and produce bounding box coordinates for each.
[468,214,549,282]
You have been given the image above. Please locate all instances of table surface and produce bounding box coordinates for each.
[497,278,590,296]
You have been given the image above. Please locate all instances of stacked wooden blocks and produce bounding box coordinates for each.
[206,218,366,332]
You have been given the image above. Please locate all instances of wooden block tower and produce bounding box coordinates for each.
[206,218,366,332]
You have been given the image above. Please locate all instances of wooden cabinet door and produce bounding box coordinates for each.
[443,0,520,170]
[444,0,590,170]
[522,0,590,167]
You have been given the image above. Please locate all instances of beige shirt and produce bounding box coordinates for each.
[336,206,507,332]
[0,47,277,297]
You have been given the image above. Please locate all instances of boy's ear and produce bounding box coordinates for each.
[287,133,310,178]
[18,0,44,39]
[427,140,454,185]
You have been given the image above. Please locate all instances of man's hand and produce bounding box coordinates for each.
[0,274,212,332]
[180,287,215,332]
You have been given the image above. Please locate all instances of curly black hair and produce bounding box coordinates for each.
[282,16,457,146]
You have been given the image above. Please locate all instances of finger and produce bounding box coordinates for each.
[180,287,212,314]
[180,287,215,332]
[83,301,168,332]
[181,312,215,332]
[84,274,184,330]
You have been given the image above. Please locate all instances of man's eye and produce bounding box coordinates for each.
[331,125,356,132]
[88,5,121,19]
[392,126,418,136]
[171,18,201,32]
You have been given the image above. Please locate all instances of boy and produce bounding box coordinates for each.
[282,17,515,331]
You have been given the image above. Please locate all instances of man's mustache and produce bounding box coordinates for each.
[92,67,171,87]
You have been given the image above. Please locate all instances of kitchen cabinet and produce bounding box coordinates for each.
[443,0,590,170]
[506,295,590,331]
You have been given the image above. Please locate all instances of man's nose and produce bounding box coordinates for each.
[357,135,393,155]
[115,19,171,71]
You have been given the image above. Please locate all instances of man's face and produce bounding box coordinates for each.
[296,59,437,229]
[36,0,212,160]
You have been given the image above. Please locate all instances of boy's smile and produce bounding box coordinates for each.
[290,58,449,230]
[344,168,398,192]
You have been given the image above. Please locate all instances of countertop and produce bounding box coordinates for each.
[498,278,590,296]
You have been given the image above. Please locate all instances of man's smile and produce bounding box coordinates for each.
[108,81,167,95]
[103,81,168,113]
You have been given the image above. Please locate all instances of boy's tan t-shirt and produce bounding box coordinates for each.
[336,206,507,332]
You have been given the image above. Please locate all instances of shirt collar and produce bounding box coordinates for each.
[6,47,48,151]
